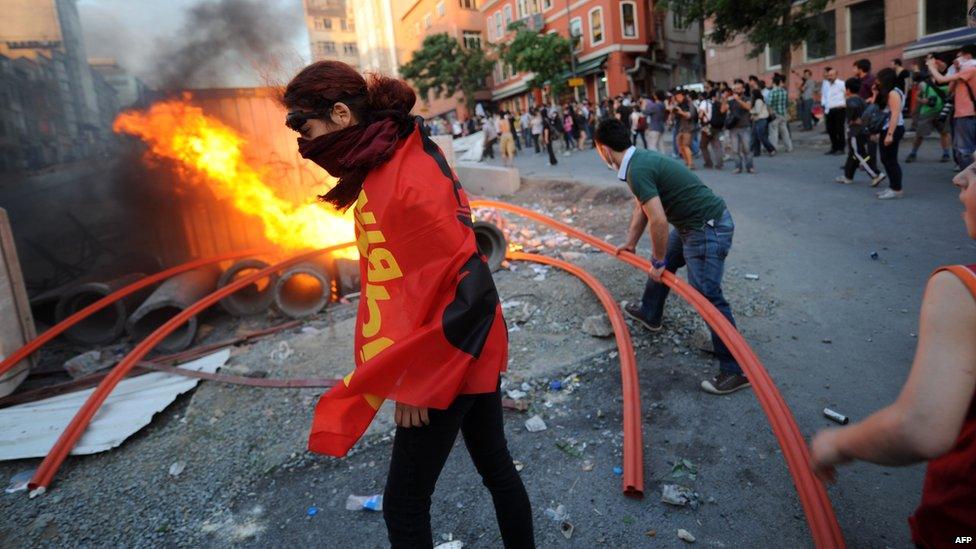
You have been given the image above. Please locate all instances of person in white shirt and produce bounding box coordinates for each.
[822,67,848,155]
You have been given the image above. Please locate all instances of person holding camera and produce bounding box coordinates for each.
[726,80,755,174]
[906,62,952,164]
[670,89,698,169]
[927,45,976,169]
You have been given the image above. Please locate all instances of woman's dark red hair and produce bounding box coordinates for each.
[283,60,417,209]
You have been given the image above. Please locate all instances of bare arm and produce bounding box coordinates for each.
[639,197,669,263]
[812,272,976,474]
[885,91,902,137]
[622,200,648,249]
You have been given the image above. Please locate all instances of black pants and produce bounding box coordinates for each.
[546,139,557,165]
[531,133,540,153]
[482,137,496,159]
[844,133,879,179]
[865,138,880,174]
[384,382,534,549]
[826,108,846,152]
[632,130,647,148]
[880,126,905,191]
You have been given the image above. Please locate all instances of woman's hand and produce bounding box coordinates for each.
[394,402,429,428]
[810,428,851,483]
[884,133,894,146]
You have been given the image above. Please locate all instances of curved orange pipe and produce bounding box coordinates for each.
[509,251,643,498]
[0,247,274,379]
[28,243,355,494]
[473,200,844,548]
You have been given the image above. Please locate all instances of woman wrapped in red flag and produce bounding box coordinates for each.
[283,61,534,548]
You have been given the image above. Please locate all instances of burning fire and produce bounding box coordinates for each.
[113,99,357,259]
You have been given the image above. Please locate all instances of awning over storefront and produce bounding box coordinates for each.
[492,81,530,101]
[556,55,609,81]
[902,27,976,59]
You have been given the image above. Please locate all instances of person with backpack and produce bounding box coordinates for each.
[907,59,953,163]
[874,68,907,199]
[700,89,726,169]
[631,102,648,148]
[835,77,886,186]
[928,45,976,169]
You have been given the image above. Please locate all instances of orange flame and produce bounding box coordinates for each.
[113,99,357,259]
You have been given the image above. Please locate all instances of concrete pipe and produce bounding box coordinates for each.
[217,259,278,316]
[125,267,220,352]
[274,260,332,319]
[473,221,507,272]
[54,273,149,346]
[333,258,361,297]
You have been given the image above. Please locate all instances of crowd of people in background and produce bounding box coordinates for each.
[421,44,976,202]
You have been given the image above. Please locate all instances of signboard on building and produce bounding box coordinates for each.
[568,77,585,88]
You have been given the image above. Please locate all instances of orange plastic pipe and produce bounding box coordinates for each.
[27,243,355,494]
[509,251,643,498]
[0,247,274,379]
[472,200,844,548]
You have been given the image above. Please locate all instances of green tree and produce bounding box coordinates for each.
[399,33,493,112]
[661,0,831,89]
[497,22,574,100]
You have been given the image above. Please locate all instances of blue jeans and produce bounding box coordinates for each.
[953,116,976,169]
[638,209,741,375]
[751,118,775,155]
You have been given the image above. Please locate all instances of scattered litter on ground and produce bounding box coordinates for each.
[670,458,698,480]
[434,541,464,549]
[821,338,832,344]
[524,415,547,432]
[300,326,320,335]
[555,438,585,458]
[581,460,594,471]
[661,484,702,508]
[545,504,569,522]
[560,521,574,539]
[306,506,318,517]
[501,398,529,412]
[269,341,294,364]
[870,251,880,260]
[677,528,696,543]
[744,274,760,281]
[506,389,527,400]
[582,314,614,338]
[512,460,524,472]
[345,494,383,512]
[612,466,623,476]
[63,349,113,379]
[645,529,657,537]
[548,380,562,391]
[168,461,186,478]
[5,469,34,493]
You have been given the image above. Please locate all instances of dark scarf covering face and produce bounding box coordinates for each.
[298,115,413,210]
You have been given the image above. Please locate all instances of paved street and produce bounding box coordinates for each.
[477,129,974,543]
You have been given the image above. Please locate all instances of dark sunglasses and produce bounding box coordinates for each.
[286,109,332,132]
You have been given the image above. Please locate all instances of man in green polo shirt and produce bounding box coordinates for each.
[594,118,748,395]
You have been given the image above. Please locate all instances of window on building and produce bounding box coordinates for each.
[924,0,966,36]
[343,42,357,55]
[621,2,638,38]
[673,12,687,30]
[314,18,333,30]
[517,0,528,19]
[340,18,354,31]
[494,12,503,38]
[424,13,432,28]
[849,0,885,51]
[459,0,477,9]
[570,17,583,52]
[463,30,482,50]
[542,0,553,11]
[805,10,836,60]
[503,5,512,29]
[766,44,782,70]
[316,41,336,54]
[437,1,445,17]
[589,8,604,45]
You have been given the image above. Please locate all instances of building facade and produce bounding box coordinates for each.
[705,0,971,96]
[355,0,400,74]
[304,0,362,69]
[89,58,149,109]
[482,0,657,112]
[0,0,117,168]
[392,0,489,120]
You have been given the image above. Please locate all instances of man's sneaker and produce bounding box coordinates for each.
[747,168,757,174]
[622,301,662,332]
[941,153,951,163]
[701,372,751,395]
[731,168,742,174]
[877,188,903,200]
[834,176,853,185]
[870,173,887,188]
[905,153,916,163]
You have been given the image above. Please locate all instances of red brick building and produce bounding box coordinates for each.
[481,0,657,111]
[705,0,973,98]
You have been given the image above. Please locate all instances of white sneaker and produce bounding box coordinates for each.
[870,173,887,188]
[562,151,571,157]
[877,189,903,200]
[834,176,853,185]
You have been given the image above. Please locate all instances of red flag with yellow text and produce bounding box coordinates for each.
[308,124,507,457]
